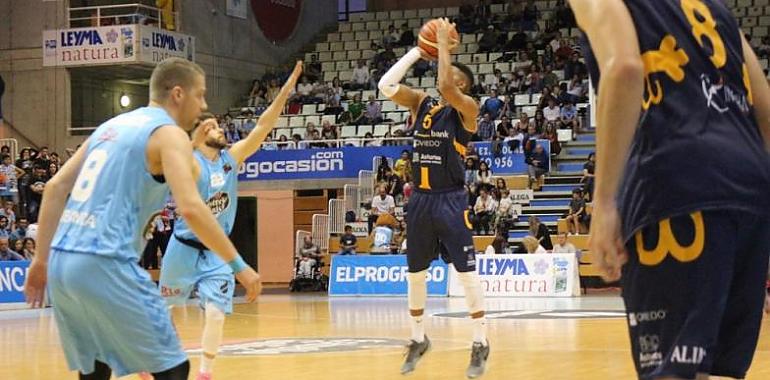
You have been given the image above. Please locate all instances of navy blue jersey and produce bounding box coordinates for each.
[411,96,473,193]
[582,0,770,241]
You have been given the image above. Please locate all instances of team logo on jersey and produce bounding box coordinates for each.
[210,172,226,188]
[186,337,404,356]
[207,192,230,216]
[97,127,118,142]
[700,74,750,114]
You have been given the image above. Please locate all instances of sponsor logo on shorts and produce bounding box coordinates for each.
[434,309,626,320]
[160,286,182,297]
[628,309,667,327]
[639,351,664,369]
[464,245,476,268]
[670,345,706,365]
[638,335,660,353]
[186,337,404,356]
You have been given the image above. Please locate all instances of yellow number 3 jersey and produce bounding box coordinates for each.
[582,0,770,242]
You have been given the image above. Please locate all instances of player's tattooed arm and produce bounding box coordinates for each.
[230,61,303,165]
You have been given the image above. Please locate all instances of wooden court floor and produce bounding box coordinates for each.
[1,294,769,379]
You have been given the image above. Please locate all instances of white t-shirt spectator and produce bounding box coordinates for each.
[297,82,314,96]
[371,194,395,214]
[552,242,577,253]
[498,196,513,217]
[543,105,561,121]
[474,195,497,214]
[352,65,370,85]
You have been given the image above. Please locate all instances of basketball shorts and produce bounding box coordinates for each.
[159,235,236,314]
[621,210,770,379]
[406,189,476,273]
[48,250,186,377]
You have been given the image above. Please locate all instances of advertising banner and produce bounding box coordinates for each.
[448,254,579,297]
[139,25,195,64]
[0,261,29,304]
[329,255,448,296]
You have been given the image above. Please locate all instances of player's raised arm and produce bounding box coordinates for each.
[151,125,262,302]
[740,34,770,150]
[435,18,479,133]
[24,142,90,308]
[230,61,303,164]
[378,47,429,116]
[569,0,645,281]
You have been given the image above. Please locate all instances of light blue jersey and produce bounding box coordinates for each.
[160,148,239,314]
[372,226,393,252]
[51,107,174,260]
[47,106,187,376]
[174,149,238,239]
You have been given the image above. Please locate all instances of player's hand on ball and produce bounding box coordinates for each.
[435,18,456,46]
[236,267,262,302]
[588,200,628,283]
[24,258,48,309]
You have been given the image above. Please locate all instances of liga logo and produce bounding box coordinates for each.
[186,337,403,356]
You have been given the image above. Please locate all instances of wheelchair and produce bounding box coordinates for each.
[289,255,329,292]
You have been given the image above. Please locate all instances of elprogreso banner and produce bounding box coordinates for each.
[329,255,448,296]
[0,261,29,304]
[238,145,407,180]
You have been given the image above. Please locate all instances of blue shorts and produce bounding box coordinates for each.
[48,251,186,377]
[406,189,476,273]
[622,210,770,379]
[159,236,235,314]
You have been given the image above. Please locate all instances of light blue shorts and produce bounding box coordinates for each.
[47,250,186,377]
[159,236,235,314]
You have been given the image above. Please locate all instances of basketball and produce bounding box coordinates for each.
[418,19,460,59]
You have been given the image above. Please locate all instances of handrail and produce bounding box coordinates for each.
[68,3,178,30]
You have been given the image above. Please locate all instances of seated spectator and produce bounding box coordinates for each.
[464,158,477,187]
[362,132,380,146]
[363,95,383,124]
[487,232,508,255]
[349,60,371,90]
[473,187,497,235]
[477,25,499,53]
[0,215,9,237]
[276,134,290,149]
[297,236,321,277]
[504,25,528,52]
[480,90,504,120]
[370,213,397,254]
[375,156,391,183]
[295,76,321,104]
[497,115,513,139]
[386,169,403,201]
[471,74,486,96]
[581,152,596,201]
[304,122,318,141]
[398,23,415,46]
[506,73,524,95]
[261,135,278,151]
[543,98,561,122]
[522,235,547,254]
[567,75,588,103]
[494,177,507,195]
[348,94,366,125]
[26,164,48,223]
[542,65,560,90]
[369,184,396,233]
[383,24,400,47]
[564,52,587,81]
[552,232,577,253]
[10,217,27,241]
[329,77,344,102]
[476,113,496,141]
[266,79,280,102]
[393,150,412,182]
[305,54,322,83]
[494,188,515,231]
[514,112,531,134]
[291,134,303,148]
[11,239,22,255]
[0,154,23,202]
[555,37,574,62]
[338,225,357,255]
[48,162,59,178]
[20,237,35,260]
[391,220,407,254]
[560,100,580,139]
[15,148,33,173]
[320,121,338,141]
[526,144,548,188]
[543,123,562,156]
[528,216,553,250]
[524,65,543,94]
[324,97,344,118]
[0,201,15,230]
[564,189,587,235]
[537,87,557,110]
[476,161,494,191]
[0,236,23,261]
[242,117,256,134]
[247,80,266,107]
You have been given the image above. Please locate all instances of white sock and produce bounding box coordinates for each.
[410,314,425,342]
[200,304,226,374]
[472,316,487,345]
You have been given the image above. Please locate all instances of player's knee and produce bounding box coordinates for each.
[457,271,485,314]
[407,270,428,310]
[407,270,428,285]
[205,303,226,325]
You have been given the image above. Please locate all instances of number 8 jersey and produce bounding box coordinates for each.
[52,107,176,260]
[582,0,770,242]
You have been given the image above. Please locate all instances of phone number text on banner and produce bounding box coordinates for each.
[448,254,579,297]
[329,255,448,296]
[472,140,550,174]
[0,261,29,304]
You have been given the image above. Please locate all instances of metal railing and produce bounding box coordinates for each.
[343,184,361,215]
[295,137,411,149]
[311,214,329,251]
[68,3,178,30]
[327,199,346,235]
[358,170,374,204]
[261,141,297,150]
